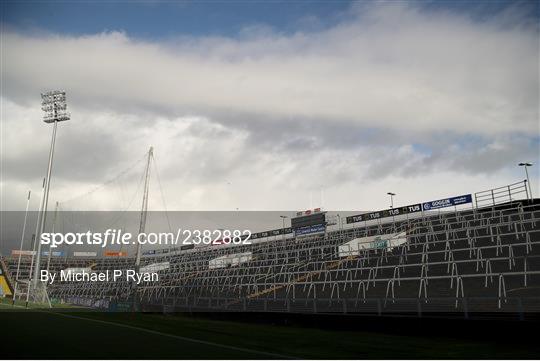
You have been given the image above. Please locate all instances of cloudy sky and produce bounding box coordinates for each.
[1,0,539,213]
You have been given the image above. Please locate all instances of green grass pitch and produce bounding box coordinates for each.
[0,302,538,359]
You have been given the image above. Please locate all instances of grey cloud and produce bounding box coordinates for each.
[2,2,537,135]
[1,2,538,211]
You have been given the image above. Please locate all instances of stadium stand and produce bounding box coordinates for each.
[3,182,539,318]
[0,260,13,297]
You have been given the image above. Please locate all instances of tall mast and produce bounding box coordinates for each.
[32,91,70,295]
[46,201,59,273]
[135,146,153,267]
[13,190,31,302]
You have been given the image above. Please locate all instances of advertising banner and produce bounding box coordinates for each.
[346,203,422,224]
[104,251,128,257]
[209,252,253,269]
[42,250,65,257]
[11,250,36,256]
[140,261,170,273]
[294,223,326,236]
[338,231,408,257]
[251,227,292,240]
[422,194,472,211]
[73,251,97,257]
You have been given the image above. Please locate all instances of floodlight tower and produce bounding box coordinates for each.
[31,91,70,292]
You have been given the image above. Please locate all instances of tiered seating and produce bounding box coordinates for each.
[2,200,539,316]
[138,201,540,315]
[149,200,540,311]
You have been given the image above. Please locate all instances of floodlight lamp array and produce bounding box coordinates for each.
[41,90,70,123]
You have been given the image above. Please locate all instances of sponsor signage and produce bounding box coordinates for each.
[294,223,326,236]
[140,261,169,273]
[180,244,195,251]
[345,194,472,224]
[11,250,36,256]
[42,250,65,257]
[250,227,292,240]
[104,251,128,257]
[209,252,253,269]
[142,250,156,256]
[338,231,408,257]
[73,251,97,257]
[422,194,472,211]
[296,208,321,217]
[346,203,422,224]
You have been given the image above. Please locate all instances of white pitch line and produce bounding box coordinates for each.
[47,311,298,359]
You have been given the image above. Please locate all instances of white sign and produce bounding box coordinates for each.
[11,250,36,256]
[140,262,170,273]
[209,252,253,269]
[338,231,408,257]
[73,251,97,257]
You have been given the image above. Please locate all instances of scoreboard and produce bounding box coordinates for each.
[291,212,326,229]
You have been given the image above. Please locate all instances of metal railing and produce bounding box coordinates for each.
[474,180,529,208]
[141,296,540,319]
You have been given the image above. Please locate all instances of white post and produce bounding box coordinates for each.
[27,177,45,305]
[135,146,153,268]
[524,166,533,200]
[13,190,31,302]
[33,119,58,288]
[46,202,59,273]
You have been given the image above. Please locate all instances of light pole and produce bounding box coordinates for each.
[387,192,396,209]
[32,91,70,292]
[279,215,288,240]
[518,163,533,200]
[387,192,396,227]
[13,190,31,303]
[278,215,288,264]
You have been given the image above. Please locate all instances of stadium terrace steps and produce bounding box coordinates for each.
[2,200,540,316]
[241,255,358,301]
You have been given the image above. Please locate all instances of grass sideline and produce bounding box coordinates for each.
[0,301,538,359]
[0,296,84,309]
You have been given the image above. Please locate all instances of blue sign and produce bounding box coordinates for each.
[42,250,64,257]
[371,238,388,249]
[295,223,326,236]
[422,194,472,211]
